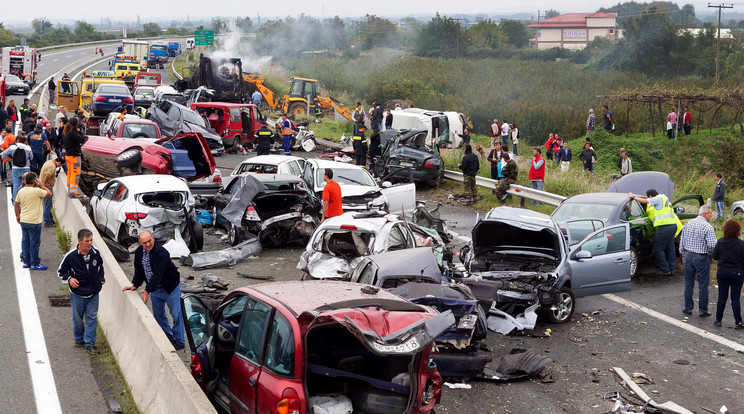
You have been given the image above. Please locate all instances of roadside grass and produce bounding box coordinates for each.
[90,325,142,414]
[52,209,73,252]
[171,50,197,79]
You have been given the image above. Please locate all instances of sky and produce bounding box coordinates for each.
[2,0,727,23]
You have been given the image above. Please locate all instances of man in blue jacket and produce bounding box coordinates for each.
[123,231,185,350]
[58,229,105,354]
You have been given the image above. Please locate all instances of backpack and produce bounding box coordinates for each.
[12,145,26,167]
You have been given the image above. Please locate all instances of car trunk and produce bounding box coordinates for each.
[305,230,375,279]
[304,308,453,414]
[249,190,320,246]
[156,133,215,181]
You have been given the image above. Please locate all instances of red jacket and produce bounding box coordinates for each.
[529,155,545,181]
[544,137,554,151]
[683,111,692,125]
[552,139,562,153]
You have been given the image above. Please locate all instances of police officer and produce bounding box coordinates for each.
[630,189,683,276]
[255,120,274,156]
[352,125,368,167]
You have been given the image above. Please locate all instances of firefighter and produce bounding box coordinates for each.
[280,113,293,156]
[255,120,274,156]
[313,98,322,118]
[352,125,368,167]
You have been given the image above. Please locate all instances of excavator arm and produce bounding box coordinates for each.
[317,96,353,120]
[242,73,281,111]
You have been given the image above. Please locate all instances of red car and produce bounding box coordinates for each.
[181,280,453,414]
[191,102,264,148]
[103,117,162,140]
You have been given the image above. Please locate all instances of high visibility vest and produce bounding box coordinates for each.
[281,121,292,136]
[352,134,365,141]
[647,194,677,228]
[257,130,272,138]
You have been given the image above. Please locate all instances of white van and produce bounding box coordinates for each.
[186,38,195,50]
[384,108,466,148]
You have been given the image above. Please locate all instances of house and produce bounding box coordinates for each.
[529,12,618,50]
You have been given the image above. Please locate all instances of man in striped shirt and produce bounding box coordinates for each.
[679,205,717,317]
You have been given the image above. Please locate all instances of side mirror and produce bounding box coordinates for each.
[574,250,593,260]
[381,181,392,188]
[93,190,102,198]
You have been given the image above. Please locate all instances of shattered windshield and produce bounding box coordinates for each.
[552,203,616,223]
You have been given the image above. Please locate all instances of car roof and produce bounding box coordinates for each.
[121,118,158,126]
[560,192,630,205]
[111,175,189,192]
[192,102,257,108]
[365,248,441,279]
[245,280,411,316]
[484,206,555,226]
[319,211,395,231]
[244,173,303,183]
[240,155,303,165]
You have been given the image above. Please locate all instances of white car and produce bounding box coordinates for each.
[300,158,416,213]
[230,154,306,177]
[732,200,744,216]
[88,175,203,258]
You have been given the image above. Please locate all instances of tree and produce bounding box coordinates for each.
[321,16,348,50]
[74,21,96,41]
[499,20,530,48]
[0,26,18,48]
[236,17,253,33]
[359,14,399,50]
[212,18,227,34]
[32,18,52,35]
[413,14,463,59]
[544,9,560,19]
[141,22,162,37]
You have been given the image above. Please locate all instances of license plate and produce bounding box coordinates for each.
[370,337,420,354]
[109,99,122,103]
[399,161,414,168]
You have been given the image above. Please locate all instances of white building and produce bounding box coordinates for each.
[529,12,619,50]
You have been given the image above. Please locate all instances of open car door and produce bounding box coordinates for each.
[567,223,632,297]
[181,294,219,393]
[381,183,416,215]
[57,80,79,111]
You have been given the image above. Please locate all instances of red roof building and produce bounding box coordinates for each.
[529,12,618,50]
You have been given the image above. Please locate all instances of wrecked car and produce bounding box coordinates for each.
[181,280,453,414]
[88,175,202,259]
[460,207,632,333]
[230,154,305,177]
[191,102,264,148]
[372,129,445,187]
[145,99,226,154]
[213,173,321,247]
[349,247,490,378]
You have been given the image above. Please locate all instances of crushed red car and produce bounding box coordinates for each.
[191,102,264,148]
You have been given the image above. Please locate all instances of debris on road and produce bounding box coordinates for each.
[180,238,262,269]
[236,272,275,281]
[479,348,550,382]
[612,367,694,414]
[201,273,230,290]
[444,382,472,389]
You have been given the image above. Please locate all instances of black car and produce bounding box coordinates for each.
[213,173,321,247]
[145,99,224,156]
[4,74,30,95]
[371,129,445,187]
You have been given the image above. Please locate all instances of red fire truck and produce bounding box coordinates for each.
[1,46,38,86]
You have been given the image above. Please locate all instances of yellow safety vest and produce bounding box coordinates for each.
[647,194,683,235]
[352,135,365,141]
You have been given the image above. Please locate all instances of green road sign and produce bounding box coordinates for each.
[195,30,214,46]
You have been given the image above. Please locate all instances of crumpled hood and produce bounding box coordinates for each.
[338,184,381,198]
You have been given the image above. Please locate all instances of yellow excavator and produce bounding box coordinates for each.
[243,74,354,120]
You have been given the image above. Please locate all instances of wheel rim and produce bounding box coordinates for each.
[229,224,237,244]
[292,106,306,116]
[552,292,573,322]
[630,249,638,277]
[735,209,743,217]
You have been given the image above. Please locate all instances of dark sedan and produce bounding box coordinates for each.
[91,84,133,115]
[3,74,30,95]
[372,129,445,187]
[145,99,224,156]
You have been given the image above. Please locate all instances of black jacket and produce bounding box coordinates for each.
[254,125,273,151]
[713,180,726,202]
[63,130,85,156]
[384,113,393,126]
[459,149,479,176]
[23,117,36,133]
[371,106,383,122]
[712,237,744,272]
[132,242,181,294]
[0,107,7,128]
[369,132,381,158]
[46,128,60,149]
[58,246,105,298]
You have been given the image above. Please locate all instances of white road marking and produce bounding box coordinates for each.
[52,59,59,62]
[603,293,744,353]
[6,188,63,414]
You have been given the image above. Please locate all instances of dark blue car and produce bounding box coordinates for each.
[91,84,133,116]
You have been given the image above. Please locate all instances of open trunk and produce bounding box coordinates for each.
[156,133,215,181]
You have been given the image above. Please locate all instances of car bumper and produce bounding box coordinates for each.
[6,87,29,95]
[188,181,222,200]
[92,102,133,114]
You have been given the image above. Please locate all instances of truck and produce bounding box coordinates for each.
[56,76,128,135]
[147,42,168,69]
[1,46,38,86]
[174,54,247,103]
[167,42,180,57]
[121,40,149,66]
[186,38,195,50]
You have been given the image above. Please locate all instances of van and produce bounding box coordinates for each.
[186,38,195,50]
[113,62,141,81]
[384,108,466,148]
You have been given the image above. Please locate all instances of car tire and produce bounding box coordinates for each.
[629,246,639,279]
[547,286,575,324]
[193,221,204,251]
[734,209,743,217]
[115,149,142,168]
[228,223,242,246]
[103,237,131,262]
[289,102,307,117]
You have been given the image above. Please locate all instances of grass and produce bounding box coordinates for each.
[171,50,197,80]
[91,325,142,414]
[52,209,73,252]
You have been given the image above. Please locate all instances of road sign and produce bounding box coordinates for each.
[194,30,214,46]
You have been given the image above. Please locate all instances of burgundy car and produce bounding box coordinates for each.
[104,117,162,140]
[181,280,454,414]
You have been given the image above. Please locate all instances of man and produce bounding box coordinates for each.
[352,125,368,167]
[603,105,614,131]
[616,147,625,172]
[23,112,38,134]
[123,231,186,350]
[457,128,471,148]
[586,108,596,136]
[15,172,52,270]
[368,130,382,170]
[40,157,64,227]
[55,106,67,129]
[47,77,56,103]
[0,102,7,130]
[45,122,62,158]
[352,102,365,134]
[683,106,692,136]
[528,148,545,205]
[321,169,343,221]
[620,151,632,176]
[370,102,383,133]
[552,134,563,165]
[558,142,572,172]
[579,142,597,174]
[251,89,262,107]
[279,113,293,156]
[254,121,273,156]
[499,144,514,180]
[629,189,683,276]
[458,144,479,200]
[494,153,517,203]
[714,173,726,219]
[58,229,104,354]
[19,98,30,123]
[1,135,33,202]
[486,141,502,180]
[679,205,717,317]
[313,98,322,118]
[490,119,501,147]
[544,133,555,162]
[500,120,510,147]
[28,122,51,170]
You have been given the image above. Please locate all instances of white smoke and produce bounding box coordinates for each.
[209,30,273,74]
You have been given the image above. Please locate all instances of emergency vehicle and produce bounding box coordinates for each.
[1,46,38,86]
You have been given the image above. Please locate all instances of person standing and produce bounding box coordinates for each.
[558,142,572,172]
[370,102,383,133]
[279,113,293,156]
[679,205,717,317]
[2,135,33,202]
[40,157,64,227]
[528,148,545,205]
[603,105,614,131]
[552,134,563,165]
[713,173,726,219]
[457,128,471,148]
[313,98,322,118]
[321,169,343,221]
[579,142,597,174]
[712,219,744,328]
[458,144,479,200]
[45,122,62,158]
[352,102,365,134]
[254,121,273,156]
[62,117,85,197]
[494,153,517,203]
[27,122,51,170]
[0,102,7,131]
[586,108,596,136]
[487,141,502,180]
[58,229,104,353]
[620,151,632,176]
[7,100,18,132]
[24,112,38,134]
[368,130,381,170]
[500,120,510,147]
[251,89,262,107]
[19,98,30,123]
[15,172,52,270]
[47,77,56,104]
[630,189,683,276]
[668,109,678,135]
[544,133,555,162]
[510,123,519,155]
[490,119,501,147]
[683,106,692,135]
[123,231,186,350]
[384,109,393,130]
[352,125,368,167]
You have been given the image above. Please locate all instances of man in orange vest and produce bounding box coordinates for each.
[280,113,293,156]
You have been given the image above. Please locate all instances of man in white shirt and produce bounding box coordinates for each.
[501,120,511,147]
[55,106,67,129]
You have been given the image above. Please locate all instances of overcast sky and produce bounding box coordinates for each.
[2,1,724,23]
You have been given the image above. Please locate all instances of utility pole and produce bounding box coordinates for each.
[452,18,466,59]
[537,10,541,22]
[708,3,733,81]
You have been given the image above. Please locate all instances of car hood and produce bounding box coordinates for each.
[471,219,560,259]
[337,184,382,198]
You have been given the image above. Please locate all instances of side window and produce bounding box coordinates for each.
[630,200,645,219]
[581,227,627,256]
[619,201,632,222]
[111,185,128,202]
[287,161,300,176]
[357,263,376,285]
[229,108,241,122]
[167,105,180,120]
[236,299,271,363]
[303,165,314,188]
[216,295,247,346]
[264,312,294,377]
[102,183,119,200]
[387,225,409,251]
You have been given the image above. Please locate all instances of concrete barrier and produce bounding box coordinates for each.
[52,177,217,414]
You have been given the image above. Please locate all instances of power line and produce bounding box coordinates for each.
[709,3,734,80]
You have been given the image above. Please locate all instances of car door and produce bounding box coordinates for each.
[93,182,119,237]
[563,219,605,246]
[621,199,653,256]
[381,182,416,215]
[568,223,632,297]
[180,294,218,392]
[229,297,272,414]
[213,179,239,225]
[302,163,316,196]
[105,182,129,238]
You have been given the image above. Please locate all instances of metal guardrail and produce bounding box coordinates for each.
[443,170,567,207]
[172,56,182,80]
[36,36,180,52]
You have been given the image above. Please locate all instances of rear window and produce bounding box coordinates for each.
[129,66,139,71]
[317,230,375,259]
[238,163,278,174]
[98,85,130,95]
[123,124,159,138]
[136,191,188,209]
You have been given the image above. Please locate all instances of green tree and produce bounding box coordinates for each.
[359,14,399,50]
[236,17,253,33]
[73,21,96,41]
[0,25,18,48]
[32,18,53,35]
[499,19,530,48]
[141,22,162,37]
[544,9,560,19]
[413,13,463,59]
[465,19,503,56]
[212,18,227,34]
[321,16,348,50]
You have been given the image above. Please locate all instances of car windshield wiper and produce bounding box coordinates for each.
[337,175,367,186]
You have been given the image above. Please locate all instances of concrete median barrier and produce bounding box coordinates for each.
[52,177,217,414]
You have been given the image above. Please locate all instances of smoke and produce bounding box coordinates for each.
[209,30,273,74]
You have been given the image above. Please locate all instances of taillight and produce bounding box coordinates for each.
[212,173,222,183]
[95,96,106,101]
[276,388,300,414]
[125,212,147,220]
[340,224,357,230]
[423,160,434,169]
[123,97,133,103]
[244,206,260,221]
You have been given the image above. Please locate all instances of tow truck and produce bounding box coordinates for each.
[1,46,38,86]
[56,74,127,135]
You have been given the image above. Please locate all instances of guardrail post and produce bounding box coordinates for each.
[520,196,525,208]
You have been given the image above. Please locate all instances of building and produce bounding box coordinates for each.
[529,12,618,50]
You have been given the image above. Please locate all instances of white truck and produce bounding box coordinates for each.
[384,108,467,148]
[186,38,195,50]
[121,40,150,66]
[1,46,38,86]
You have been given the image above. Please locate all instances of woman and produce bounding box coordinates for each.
[62,117,85,197]
[510,123,519,155]
[712,219,744,329]
[6,99,18,131]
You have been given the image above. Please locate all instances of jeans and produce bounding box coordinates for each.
[385,125,392,130]
[282,135,292,156]
[512,143,517,155]
[683,252,710,314]
[11,167,29,202]
[530,180,544,205]
[715,269,743,324]
[20,222,41,266]
[501,135,508,146]
[0,161,6,181]
[43,187,54,225]
[716,201,725,219]
[653,224,677,274]
[31,152,44,171]
[372,120,382,132]
[70,292,99,347]
[151,285,185,347]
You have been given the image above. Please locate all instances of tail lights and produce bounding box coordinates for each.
[276,388,300,414]
[423,160,435,169]
[125,212,147,220]
[339,224,357,230]
[123,97,133,103]
[244,205,260,221]
[95,96,107,101]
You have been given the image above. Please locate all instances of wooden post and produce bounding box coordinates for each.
[625,100,630,138]
[649,102,655,137]
[658,101,664,130]
[695,103,702,135]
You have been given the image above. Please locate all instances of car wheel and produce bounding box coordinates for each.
[289,102,307,117]
[433,168,444,188]
[629,246,639,279]
[734,208,743,217]
[115,149,142,168]
[193,221,204,251]
[547,286,575,324]
[228,223,242,246]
